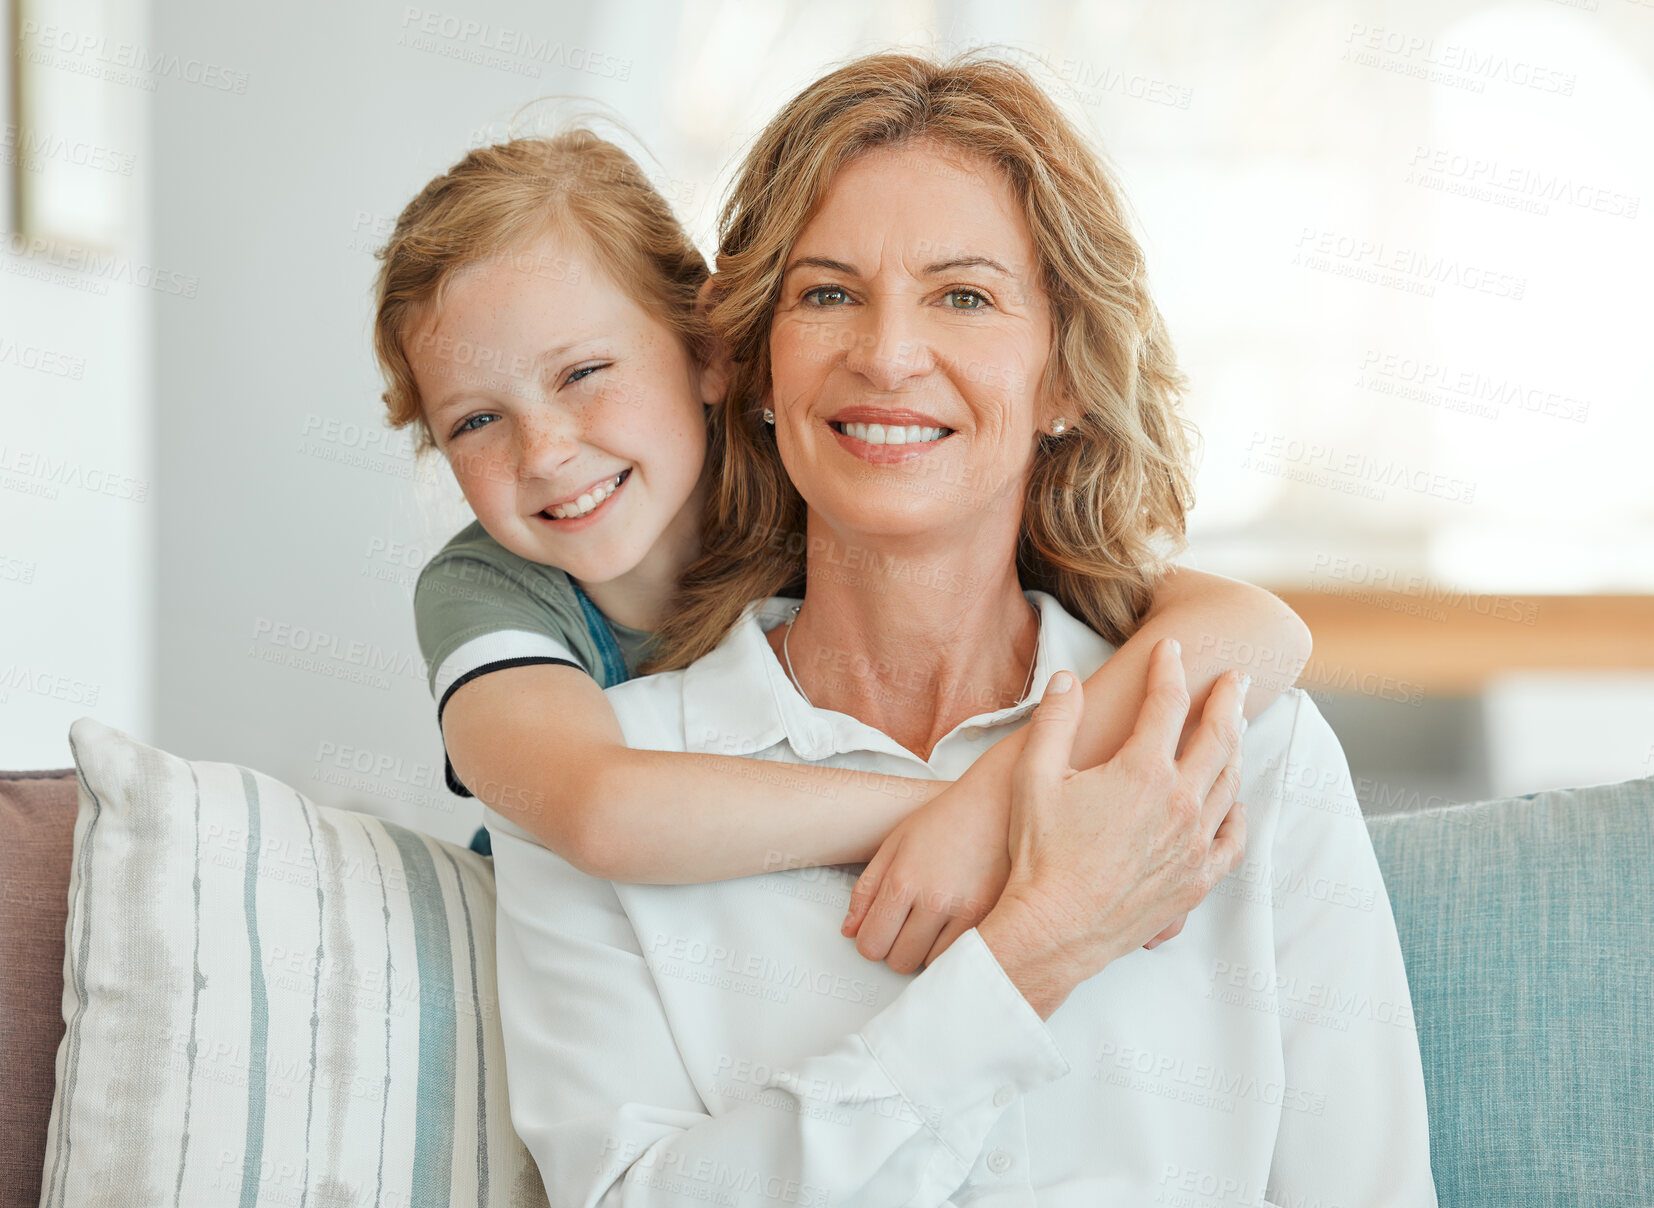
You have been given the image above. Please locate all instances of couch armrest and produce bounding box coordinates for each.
[0,769,79,1208]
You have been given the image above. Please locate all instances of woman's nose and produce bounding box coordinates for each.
[843,300,934,391]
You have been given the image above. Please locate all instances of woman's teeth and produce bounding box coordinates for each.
[835,422,950,445]
[546,471,626,519]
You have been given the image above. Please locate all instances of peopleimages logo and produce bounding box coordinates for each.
[0,665,100,707]
[1343,23,1577,96]
[247,617,428,692]
[0,445,149,502]
[3,232,200,298]
[19,20,251,93]
[0,124,136,176]
[645,932,881,1007]
[1242,431,1477,506]
[1292,227,1527,301]
[1405,145,1639,221]
[1356,350,1591,425]
[397,8,632,81]
[0,336,86,380]
[1310,553,1543,625]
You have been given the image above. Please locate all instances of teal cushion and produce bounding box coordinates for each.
[1367,778,1654,1205]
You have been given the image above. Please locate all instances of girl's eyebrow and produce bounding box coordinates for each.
[426,337,603,417]
[426,389,482,420]
[531,340,583,373]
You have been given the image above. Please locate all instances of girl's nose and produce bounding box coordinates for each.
[515,414,579,480]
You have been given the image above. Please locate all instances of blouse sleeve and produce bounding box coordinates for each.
[1262,692,1439,1206]
[485,809,1073,1207]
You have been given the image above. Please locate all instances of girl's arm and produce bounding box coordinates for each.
[840,568,1312,957]
[441,662,946,883]
[1069,564,1308,770]
[444,568,1308,891]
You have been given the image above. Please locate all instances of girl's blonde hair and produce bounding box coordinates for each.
[644,50,1196,673]
[372,130,711,455]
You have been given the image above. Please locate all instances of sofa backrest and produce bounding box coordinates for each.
[1367,777,1654,1205]
[9,757,1652,1205]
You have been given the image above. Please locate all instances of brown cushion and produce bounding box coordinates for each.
[0,769,79,1208]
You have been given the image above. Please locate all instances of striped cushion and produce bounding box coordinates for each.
[40,718,548,1207]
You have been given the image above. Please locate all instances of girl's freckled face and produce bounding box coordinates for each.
[408,231,714,583]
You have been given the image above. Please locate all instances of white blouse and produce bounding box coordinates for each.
[485,592,1438,1206]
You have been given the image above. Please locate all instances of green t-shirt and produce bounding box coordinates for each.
[413,519,655,797]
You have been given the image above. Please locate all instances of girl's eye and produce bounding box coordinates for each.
[942,289,991,310]
[452,413,498,438]
[565,363,608,386]
[803,285,850,307]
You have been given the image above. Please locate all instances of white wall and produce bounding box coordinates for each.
[144,0,1193,843]
[6,0,1639,838]
[150,0,621,842]
[1,0,154,769]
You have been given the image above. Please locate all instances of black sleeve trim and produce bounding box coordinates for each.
[437,655,586,798]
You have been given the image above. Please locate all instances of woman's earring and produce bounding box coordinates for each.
[1051,417,1068,435]
[762,408,775,425]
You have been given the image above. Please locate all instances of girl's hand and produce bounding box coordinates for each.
[840,756,1013,974]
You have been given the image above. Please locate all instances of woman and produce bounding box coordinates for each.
[486,52,1436,1205]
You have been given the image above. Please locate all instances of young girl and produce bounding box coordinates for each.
[372,130,1310,971]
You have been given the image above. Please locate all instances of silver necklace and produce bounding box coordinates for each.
[781,600,1041,710]
[781,604,813,706]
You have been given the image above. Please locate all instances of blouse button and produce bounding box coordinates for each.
[992,1085,1015,1108]
[986,1149,1013,1174]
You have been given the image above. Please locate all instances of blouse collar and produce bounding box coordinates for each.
[678,590,1103,771]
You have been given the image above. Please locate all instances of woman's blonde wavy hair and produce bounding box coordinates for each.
[372,130,712,456]
[644,50,1197,673]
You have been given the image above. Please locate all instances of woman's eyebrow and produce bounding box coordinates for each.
[922,255,1014,277]
[784,253,1016,278]
[784,255,859,277]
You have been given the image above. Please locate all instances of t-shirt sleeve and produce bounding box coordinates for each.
[413,544,595,797]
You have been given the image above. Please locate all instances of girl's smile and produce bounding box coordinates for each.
[535,467,632,526]
[406,229,717,599]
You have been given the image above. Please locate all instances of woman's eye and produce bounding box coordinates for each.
[453,413,497,437]
[803,285,850,307]
[942,289,990,310]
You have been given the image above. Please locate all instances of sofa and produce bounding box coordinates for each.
[2,724,1650,1207]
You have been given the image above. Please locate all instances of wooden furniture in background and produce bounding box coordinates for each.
[1275,591,1654,697]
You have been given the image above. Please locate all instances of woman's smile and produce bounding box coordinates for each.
[827,406,957,465]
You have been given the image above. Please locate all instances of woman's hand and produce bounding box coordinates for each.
[840,754,1014,974]
[839,693,1219,972]
[839,728,1207,973]
[979,641,1250,1016]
